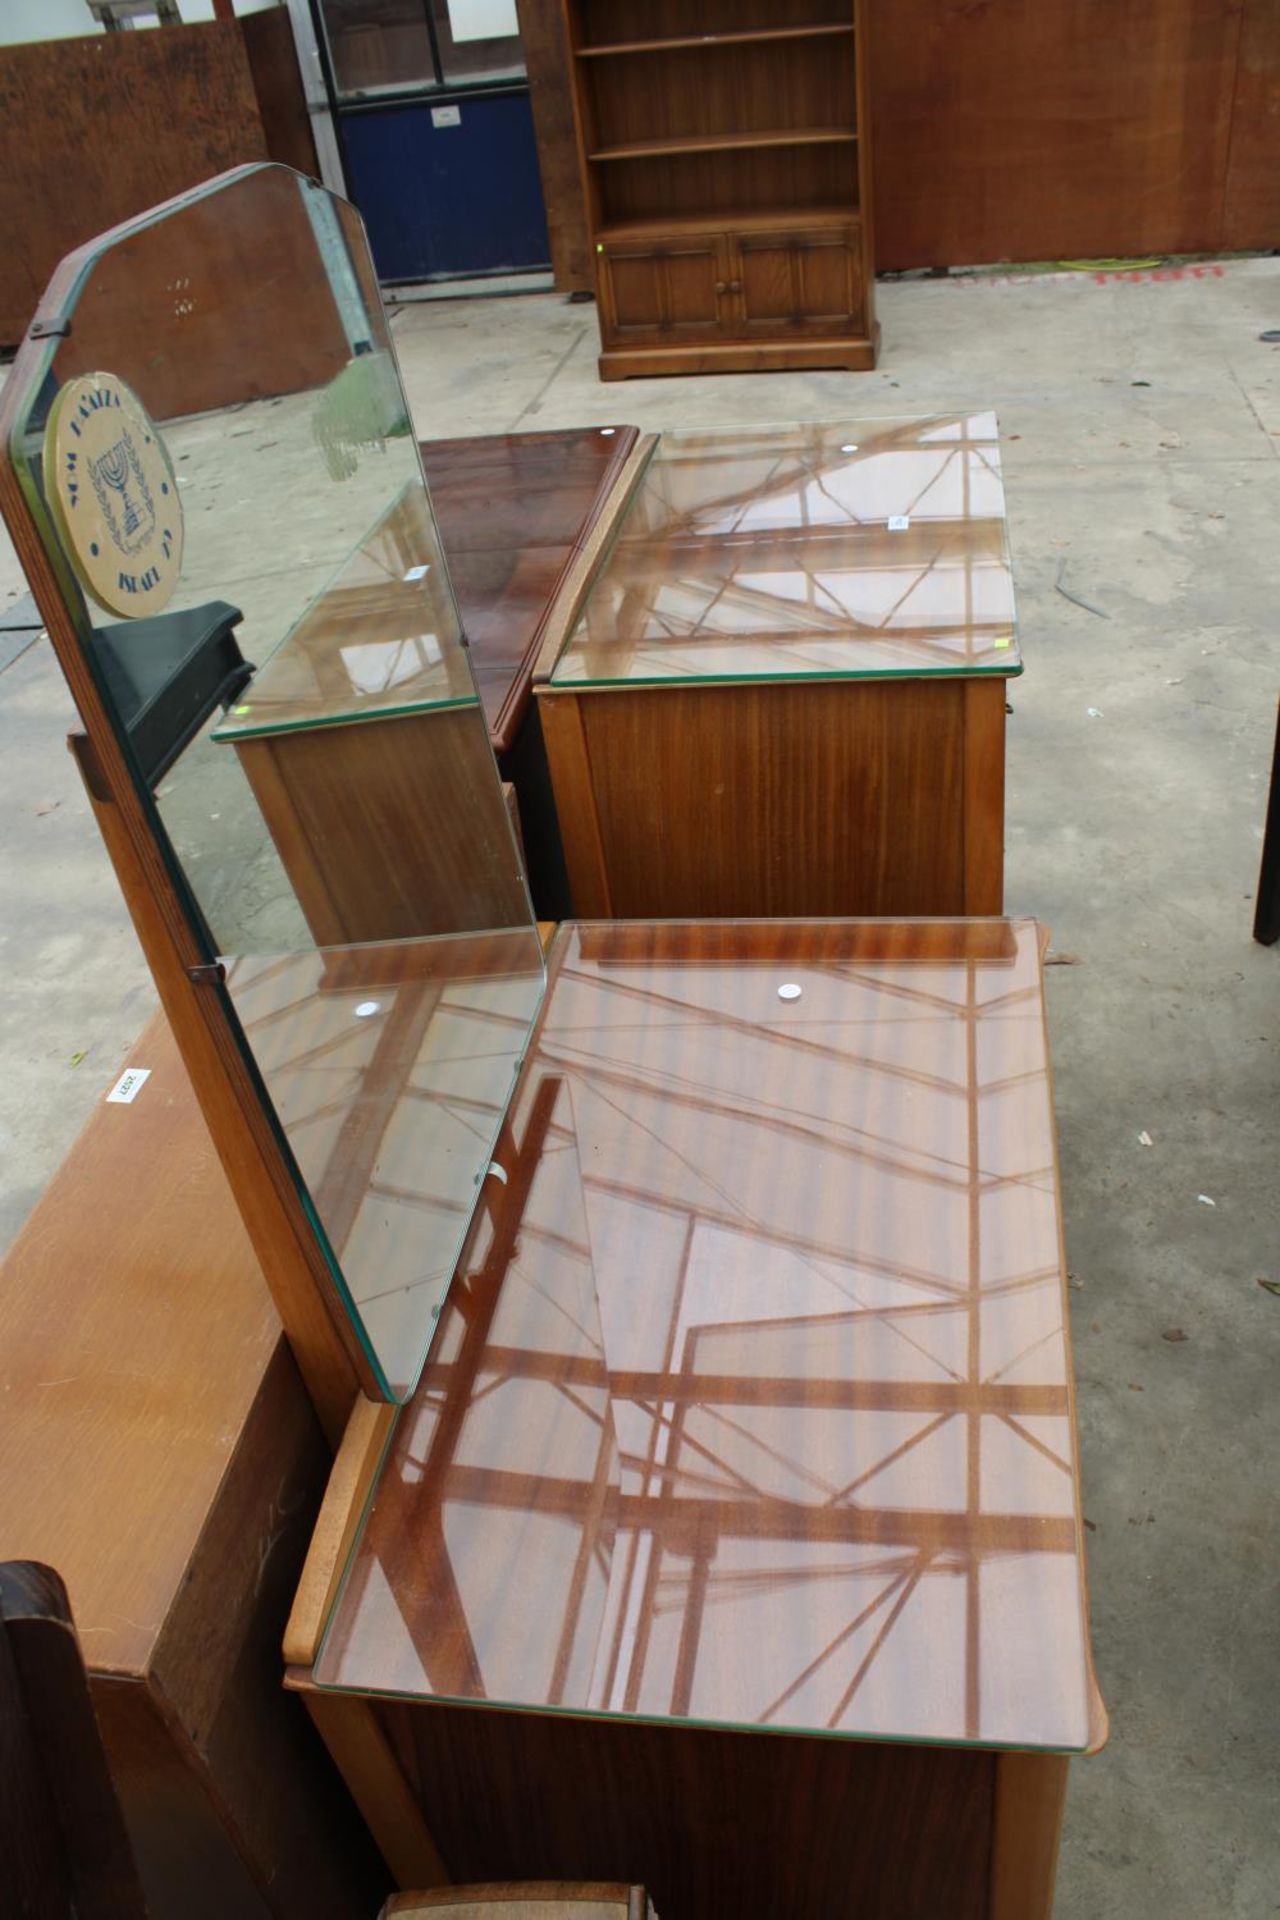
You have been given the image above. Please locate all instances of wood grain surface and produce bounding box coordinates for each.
[0,1011,386,1918]
[541,677,998,917]
[419,426,639,754]
[285,1398,398,1667]
[560,0,878,376]
[0,1014,275,1677]
[0,25,277,352]
[235,709,531,945]
[363,1699,994,1920]
[871,0,1249,269]
[240,6,320,179]
[385,1886,647,1918]
[523,0,1280,273]
[293,917,1101,1918]
[516,0,594,290]
[317,918,1098,1753]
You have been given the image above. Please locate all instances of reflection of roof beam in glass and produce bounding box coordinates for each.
[318,921,1094,1757]
[552,412,1022,687]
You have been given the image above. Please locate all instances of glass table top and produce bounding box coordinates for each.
[316,918,1095,1753]
[549,413,1020,689]
[212,481,474,741]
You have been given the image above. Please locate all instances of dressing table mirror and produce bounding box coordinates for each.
[0,162,546,1423]
[0,165,1103,1918]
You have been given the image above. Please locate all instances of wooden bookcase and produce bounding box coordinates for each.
[561,0,877,379]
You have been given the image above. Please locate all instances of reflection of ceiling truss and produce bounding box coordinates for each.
[571,415,1016,679]
[324,925,1090,1754]
[222,934,543,1387]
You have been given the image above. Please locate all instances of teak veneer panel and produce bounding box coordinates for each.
[541,676,1005,919]
[235,711,531,946]
[0,1016,274,1678]
[372,1699,995,1920]
[0,1012,385,1917]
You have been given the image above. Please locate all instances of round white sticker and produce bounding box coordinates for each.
[44,372,184,618]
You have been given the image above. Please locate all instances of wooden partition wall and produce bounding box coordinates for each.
[0,15,317,353]
[521,0,1280,287]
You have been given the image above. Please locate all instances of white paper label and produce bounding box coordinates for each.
[431,105,462,129]
[448,0,518,41]
[107,1067,151,1105]
[888,515,910,532]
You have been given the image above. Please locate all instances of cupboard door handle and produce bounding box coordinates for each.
[715,280,727,294]
[729,279,742,292]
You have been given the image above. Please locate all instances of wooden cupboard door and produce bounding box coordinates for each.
[596,236,728,346]
[735,227,864,336]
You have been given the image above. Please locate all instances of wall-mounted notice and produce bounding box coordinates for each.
[447,0,518,41]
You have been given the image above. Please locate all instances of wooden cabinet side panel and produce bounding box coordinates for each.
[151,1341,386,1918]
[574,681,969,918]
[236,714,531,945]
[91,1679,276,1920]
[963,677,1007,915]
[516,0,593,290]
[990,1751,1070,1920]
[373,1699,995,1920]
[537,693,614,917]
[303,1690,449,1890]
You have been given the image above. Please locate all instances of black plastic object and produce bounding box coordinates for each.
[90,600,252,788]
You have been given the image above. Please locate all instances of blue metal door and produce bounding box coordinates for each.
[313,0,551,284]
[340,91,550,283]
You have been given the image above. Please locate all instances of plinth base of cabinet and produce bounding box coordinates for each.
[598,333,879,381]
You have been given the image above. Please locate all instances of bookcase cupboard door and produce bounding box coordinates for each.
[735,226,863,337]
[597,235,729,345]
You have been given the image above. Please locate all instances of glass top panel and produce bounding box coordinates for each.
[4,164,542,1401]
[211,480,476,740]
[549,413,1021,689]
[317,918,1093,1752]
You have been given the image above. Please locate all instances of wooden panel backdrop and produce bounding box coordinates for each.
[522,0,1280,287]
[0,18,317,350]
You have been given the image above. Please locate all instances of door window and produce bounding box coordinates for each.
[318,0,525,100]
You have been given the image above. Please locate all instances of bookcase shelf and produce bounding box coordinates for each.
[577,23,855,59]
[589,128,857,164]
[565,0,878,379]
[597,205,860,243]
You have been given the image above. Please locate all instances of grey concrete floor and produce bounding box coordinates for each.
[2,261,1278,1916]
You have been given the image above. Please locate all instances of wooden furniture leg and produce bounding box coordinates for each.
[989,1751,1070,1920]
[300,1691,449,1891]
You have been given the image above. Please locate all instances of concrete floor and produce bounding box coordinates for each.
[2,260,1278,1916]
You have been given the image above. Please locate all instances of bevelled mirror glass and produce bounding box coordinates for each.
[5,164,544,1400]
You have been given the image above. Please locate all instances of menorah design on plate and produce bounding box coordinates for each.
[89,431,156,555]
